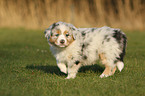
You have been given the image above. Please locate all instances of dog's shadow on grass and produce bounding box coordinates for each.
[26,65,65,76]
[26,64,104,76]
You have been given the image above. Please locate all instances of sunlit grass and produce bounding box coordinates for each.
[0,28,144,96]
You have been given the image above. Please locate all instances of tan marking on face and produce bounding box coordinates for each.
[56,29,61,34]
[68,35,75,44]
[63,30,75,46]
[49,30,61,45]
[63,30,68,35]
[49,36,57,44]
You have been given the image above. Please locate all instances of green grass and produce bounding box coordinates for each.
[0,28,145,96]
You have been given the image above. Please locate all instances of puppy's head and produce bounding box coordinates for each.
[44,22,77,48]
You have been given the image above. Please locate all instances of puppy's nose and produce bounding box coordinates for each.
[60,39,65,44]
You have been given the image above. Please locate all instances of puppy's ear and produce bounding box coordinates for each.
[51,23,57,30]
[44,28,51,39]
[44,23,56,39]
[72,27,78,40]
[67,23,77,40]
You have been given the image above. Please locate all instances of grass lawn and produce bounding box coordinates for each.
[0,28,145,96]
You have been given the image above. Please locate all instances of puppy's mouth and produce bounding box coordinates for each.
[55,43,68,48]
[58,44,66,47]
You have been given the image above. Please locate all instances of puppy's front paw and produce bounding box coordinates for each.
[60,68,67,74]
[57,63,67,74]
[65,76,75,79]
[65,76,72,79]
[65,73,76,79]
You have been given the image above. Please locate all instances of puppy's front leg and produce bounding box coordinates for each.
[66,63,81,79]
[57,63,67,74]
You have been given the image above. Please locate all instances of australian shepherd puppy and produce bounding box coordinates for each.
[44,22,127,79]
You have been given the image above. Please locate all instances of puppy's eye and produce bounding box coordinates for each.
[66,34,69,37]
[55,34,59,37]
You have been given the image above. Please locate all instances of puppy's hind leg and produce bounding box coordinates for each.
[100,65,116,78]
[99,54,116,78]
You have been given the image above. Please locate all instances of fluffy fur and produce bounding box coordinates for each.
[44,21,127,79]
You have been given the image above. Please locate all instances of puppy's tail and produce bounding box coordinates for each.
[116,61,124,72]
